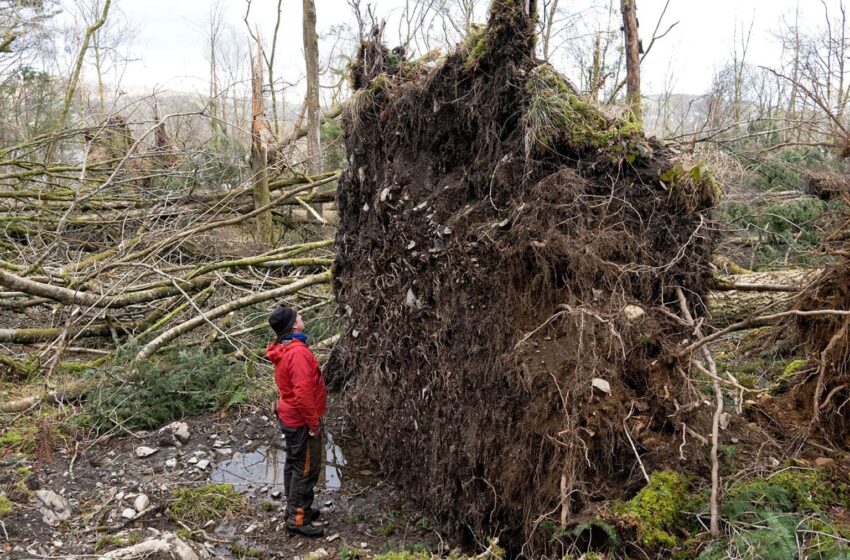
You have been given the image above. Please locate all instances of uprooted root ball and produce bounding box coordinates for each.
[328,0,722,553]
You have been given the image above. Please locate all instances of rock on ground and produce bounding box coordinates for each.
[98,532,207,560]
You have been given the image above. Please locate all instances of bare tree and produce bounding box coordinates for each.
[251,35,274,244]
[540,0,559,61]
[205,1,228,147]
[244,0,284,140]
[303,0,323,213]
[47,0,110,161]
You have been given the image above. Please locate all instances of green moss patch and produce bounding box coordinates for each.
[0,494,12,517]
[0,430,23,449]
[615,471,690,550]
[93,534,141,552]
[372,553,431,560]
[460,24,489,69]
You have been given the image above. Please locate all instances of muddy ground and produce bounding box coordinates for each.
[1,397,442,559]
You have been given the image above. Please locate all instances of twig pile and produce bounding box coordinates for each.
[0,111,335,381]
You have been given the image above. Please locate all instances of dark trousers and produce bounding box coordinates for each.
[279,422,322,526]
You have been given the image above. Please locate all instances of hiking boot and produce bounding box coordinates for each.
[305,508,321,523]
[283,508,320,523]
[286,522,324,538]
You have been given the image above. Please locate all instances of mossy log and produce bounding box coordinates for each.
[0,270,215,309]
[0,380,91,413]
[0,318,148,344]
[707,269,820,327]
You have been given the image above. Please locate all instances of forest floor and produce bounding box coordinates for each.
[0,396,443,559]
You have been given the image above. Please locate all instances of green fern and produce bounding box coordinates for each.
[723,480,794,521]
[732,512,799,560]
[561,518,621,551]
[700,472,850,560]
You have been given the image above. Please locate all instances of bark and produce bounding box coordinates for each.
[708,290,794,328]
[0,319,148,344]
[0,381,91,413]
[707,269,818,327]
[620,0,641,120]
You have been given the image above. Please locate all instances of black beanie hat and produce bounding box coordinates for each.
[269,306,297,338]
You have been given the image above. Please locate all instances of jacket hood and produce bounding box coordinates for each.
[266,342,287,364]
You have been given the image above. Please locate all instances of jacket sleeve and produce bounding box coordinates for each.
[287,347,320,431]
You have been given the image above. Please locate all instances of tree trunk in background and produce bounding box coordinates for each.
[787,5,801,142]
[541,0,559,61]
[47,0,111,162]
[209,17,219,145]
[268,0,283,139]
[207,2,228,148]
[620,0,641,120]
[302,0,323,216]
[589,31,603,101]
[251,37,274,245]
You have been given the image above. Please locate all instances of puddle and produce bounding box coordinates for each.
[210,432,347,493]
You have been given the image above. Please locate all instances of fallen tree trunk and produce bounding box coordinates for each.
[0,270,214,309]
[707,269,819,327]
[0,318,148,344]
[134,270,331,361]
[0,380,91,413]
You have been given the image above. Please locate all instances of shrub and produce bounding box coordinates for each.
[81,347,246,432]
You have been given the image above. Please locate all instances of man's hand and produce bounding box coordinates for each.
[309,429,318,437]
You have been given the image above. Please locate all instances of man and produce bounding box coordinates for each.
[267,305,328,538]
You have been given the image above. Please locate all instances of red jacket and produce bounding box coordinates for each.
[267,340,327,432]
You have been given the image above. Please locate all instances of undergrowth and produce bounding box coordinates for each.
[370,538,504,560]
[694,469,850,560]
[567,467,850,559]
[719,197,845,266]
[79,346,246,433]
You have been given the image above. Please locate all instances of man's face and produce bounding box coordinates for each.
[293,313,304,332]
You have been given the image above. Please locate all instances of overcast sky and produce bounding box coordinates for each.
[103,0,827,97]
